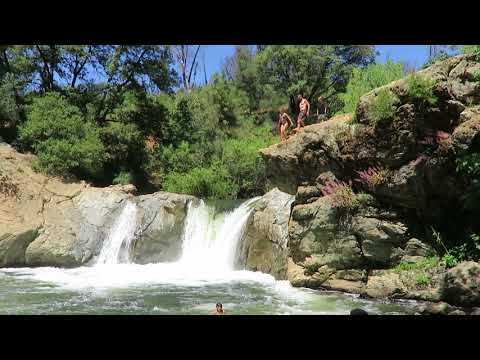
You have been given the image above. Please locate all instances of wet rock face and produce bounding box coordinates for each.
[441,261,480,307]
[132,193,195,264]
[240,188,295,280]
[24,188,133,267]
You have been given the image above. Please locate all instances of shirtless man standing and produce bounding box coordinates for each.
[296,94,310,130]
[277,107,293,142]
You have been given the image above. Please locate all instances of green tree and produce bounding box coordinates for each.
[202,75,250,128]
[18,93,105,179]
[0,75,22,140]
[256,45,376,114]
[100,121,147,183]
[221,46,265,112]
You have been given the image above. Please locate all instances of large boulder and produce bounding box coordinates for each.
[0,142,195,268]
[239,188,295,279]
[132,192,195,264]
[452,106,480,155]
[0,142,90,267]
[441,261,480,307]
[25,187,132,267]
[365,270,441,301]
[259,114,354,195]
[288,195,410,270]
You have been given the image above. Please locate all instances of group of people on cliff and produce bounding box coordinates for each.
[277,94,329,142]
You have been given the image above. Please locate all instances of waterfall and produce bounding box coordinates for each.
[179,198,259,272]
[95,197,257,272]
[96,201,138,265]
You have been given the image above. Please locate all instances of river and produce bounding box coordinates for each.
[0,198,418,315]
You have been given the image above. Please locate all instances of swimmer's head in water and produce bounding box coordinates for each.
[350,308,368,315]
[216,303,223,311]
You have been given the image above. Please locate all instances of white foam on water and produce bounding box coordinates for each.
[0,264,302,298]
[0,197,314,308]
[179,198,259,272]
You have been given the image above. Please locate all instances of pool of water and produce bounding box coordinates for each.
[0,266,418,315]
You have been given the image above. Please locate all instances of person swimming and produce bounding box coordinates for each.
[350,308,368,315]
[211,303,225,315]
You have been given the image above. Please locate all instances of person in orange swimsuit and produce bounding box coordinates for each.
[277,107,293,142]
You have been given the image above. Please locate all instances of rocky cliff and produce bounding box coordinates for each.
[259,54,480,308]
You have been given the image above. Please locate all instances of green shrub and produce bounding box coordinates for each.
[202,75,250,127]
[456,152,480,215]
[148,119,275,200]
[18,93,85,149]
[105,90,168,139]
[155,142,202,174]
[462,45,480,60]
[219,131,274,198]
[445,234,480,264]
[162,163,238,200]
[370,89,397,125]
[19,94,106,179]
[339,60,404,114]
[355,192,376,206]
[113,170,134,185]
[457,152,480,177]
[304,263,321,276]
[160,90,220,147]
[473,70,480,83]
[34,125,105,179]
[415,274,431,287]
[100,121,147,174]
[393,257,440,273]
[442,254,458,269]
[406,74,438,105]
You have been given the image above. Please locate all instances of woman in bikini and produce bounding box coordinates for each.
[277,107,293,142]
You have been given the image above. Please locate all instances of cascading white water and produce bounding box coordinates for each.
[2,195,315,312]
[96,201,138,265]
[95,197,257,271]
[179,198,259,272]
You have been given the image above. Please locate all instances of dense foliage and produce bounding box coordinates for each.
[369,89,398,125]
[1,44,380,199]
[339,60,404,114]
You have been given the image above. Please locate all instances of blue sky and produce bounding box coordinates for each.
[199,45,433,84]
